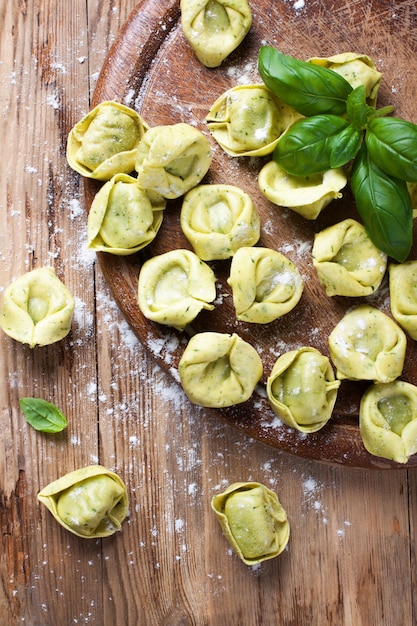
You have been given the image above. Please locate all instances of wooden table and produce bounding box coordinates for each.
[1,1,416,624]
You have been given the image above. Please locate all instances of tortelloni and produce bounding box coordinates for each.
[137,249,216,331]
[211,482,290,565]
[389,261,417,340]
[87,173,165,255]
[135,123,212,199]
[180,184,260,260]
[179,331,263,407]
[37,465,129,538]
[67,101,148,180]
[266,347,340,433]
[308,53,382,107]
[359,382,417,464]
[181,0,252,68]
[407,182,417,217]
[258,161,347,219]
[228,247,303,324]
[312,219,387,297]
[328,305,407,383]
[0,267,75,348]
[206,85,301,157]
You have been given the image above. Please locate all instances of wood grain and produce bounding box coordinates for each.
[1,1,417,625]
[89,0,417,467]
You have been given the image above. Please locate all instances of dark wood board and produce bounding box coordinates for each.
[87,0,417,468]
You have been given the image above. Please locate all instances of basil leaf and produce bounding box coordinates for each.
[329,124,363,168]
[366,117,417,182]
[19,397,68,433]
[351,145,413,262]
[346,85,367,129]
[273,115,349,175]
[258,46,352,116]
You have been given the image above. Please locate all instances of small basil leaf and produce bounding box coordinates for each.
[19,397,68,433]
[351,145,413,262]
[273,115,349,175]
[346,85,367,129]
[258,46,352,116]
[366,117,417,182]
[329,124,363,168]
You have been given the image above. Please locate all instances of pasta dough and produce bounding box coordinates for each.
[137,249,216,330]
[87,173,165,254]
[359,381,417,464]
[178,331,263,407]
[181,0,252,68]
[266,347,340,432]
[227,246,303,323]
[67,101,148,180]
[38,465,129,538]
[312,219,387,297]
[135,123,212,199]
[389,261,417,339]
[206,84,301,156]
[211,482,290,565]
[328,305,407,383]
[0,267,75,348]
[258,160,347,219]
[180,184,260,260]
[308,53,382,107]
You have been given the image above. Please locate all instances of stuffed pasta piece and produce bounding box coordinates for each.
[211,482,290,565]
[135,123,212,199]
[258,160,347,219]
[180,184,260,260]
[206,85,301,157]
[67,101,148,180]
[308,53,382,107]
[179,331,263,407]
[389,261,417,340]
[0,267,74,348]
[266,347,340,432]
[312,219,387,297]
[227,246,303,324]
[38,465,129,538]
[181,0,252,68]
[328,304,407,383]
[137,249,216,331]
[359,381,417,464]
[87,173,165,255]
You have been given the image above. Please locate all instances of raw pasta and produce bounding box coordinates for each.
[359,381,417,464]
[308,53,382,107]
[266,347,340,432]
[206,84,301,156]
[328,305,407,383]
[258,160,347,219]
[181,0,252,68]
[0,267,74,348]
[211,482,290,565]
[67,101,148,180]
[135,123,212,199]
[137,249,216,330]
[179,331,263,407]
[312,218,387,297]
[227,246,303,323]
[180,184,260,260]
[389,261,417,340]
[38,465,129,538]
[87,173,165,255]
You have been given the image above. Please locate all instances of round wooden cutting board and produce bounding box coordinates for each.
[86,0,417,468]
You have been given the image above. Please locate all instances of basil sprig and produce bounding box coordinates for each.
[258,45,417,262]
[258,46,352,116]
[19,397,68,433]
